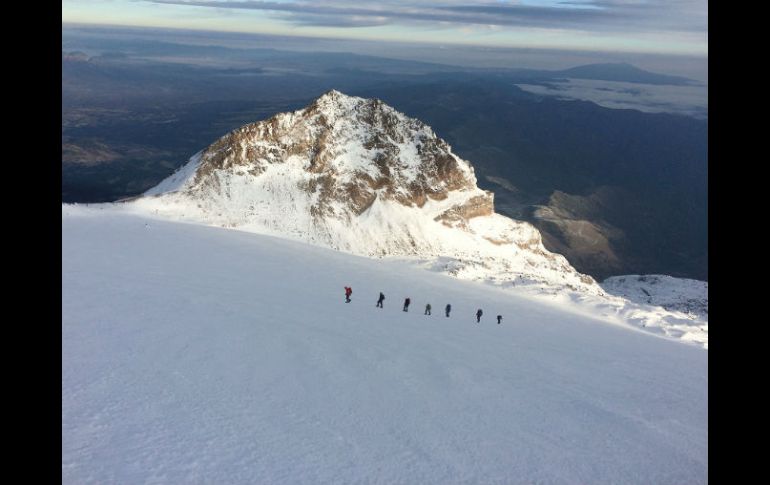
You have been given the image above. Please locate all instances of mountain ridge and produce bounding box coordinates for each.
[136,90,600,294]
[552,62,699,85]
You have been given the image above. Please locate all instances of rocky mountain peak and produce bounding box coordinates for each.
[138,90,599,294]
[174,90,487,219]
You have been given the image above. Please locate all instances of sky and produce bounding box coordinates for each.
[62,0,707,57]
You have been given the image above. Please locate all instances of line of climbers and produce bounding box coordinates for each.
[354,288,503,324]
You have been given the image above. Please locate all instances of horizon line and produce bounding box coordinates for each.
[62,21,709,60]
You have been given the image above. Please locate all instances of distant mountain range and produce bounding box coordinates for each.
[63,42,700,86]
[550,62,699,85]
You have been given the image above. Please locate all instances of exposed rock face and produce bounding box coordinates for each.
[435,194,494,227]
[532,187,631,280]
[184,90,486,220]
[138,90,602,295]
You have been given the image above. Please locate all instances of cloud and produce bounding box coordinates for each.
[146,0,707,33]
[288,14,391,28]
[516,78,708,118]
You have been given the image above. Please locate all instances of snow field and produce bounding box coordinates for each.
[63,206,707,484]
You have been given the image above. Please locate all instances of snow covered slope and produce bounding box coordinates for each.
[603,274,708,318]
[63,205,707,484]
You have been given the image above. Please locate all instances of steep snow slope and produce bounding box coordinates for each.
[62,205,707,484]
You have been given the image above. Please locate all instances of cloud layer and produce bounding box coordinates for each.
[148,0,707,34]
